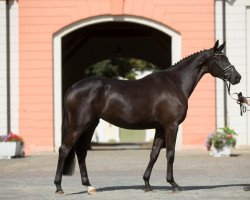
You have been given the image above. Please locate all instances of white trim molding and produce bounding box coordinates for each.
[0,0,19,135]
[0,0,7,135]
[53,15,181,151]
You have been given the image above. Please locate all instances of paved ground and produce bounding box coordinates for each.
[0,148,249,200]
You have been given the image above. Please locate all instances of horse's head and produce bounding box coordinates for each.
[206,40,241,85]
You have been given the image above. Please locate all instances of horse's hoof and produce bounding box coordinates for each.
[87,186,97,195]
[55,189,65,195]
[143,186,153,192]
[172,186,182,193]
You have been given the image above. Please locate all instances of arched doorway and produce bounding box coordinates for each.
[53,15,181,151]
[61,22,171,98]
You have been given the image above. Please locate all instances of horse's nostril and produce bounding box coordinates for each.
[235,75,241,83]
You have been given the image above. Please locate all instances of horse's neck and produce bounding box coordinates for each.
[173,54,208,98]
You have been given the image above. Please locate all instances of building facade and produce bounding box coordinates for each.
[0,0,249,153]
[215,0,250,146]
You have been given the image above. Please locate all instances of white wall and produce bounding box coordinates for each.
[0,0,19,135]
[10,0,19,135]
[0,1,7,135]
[215,0,250,145]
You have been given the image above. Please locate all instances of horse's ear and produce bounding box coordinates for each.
[213,40,219,51]
[217,41,226,52]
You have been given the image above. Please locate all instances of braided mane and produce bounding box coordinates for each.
[164,48,209,71]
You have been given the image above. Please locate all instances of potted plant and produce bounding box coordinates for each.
[0,132,25,159]
[206,127,237,157]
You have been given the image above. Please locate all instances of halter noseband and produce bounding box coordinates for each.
[209,53,250,116]
[210,53,234,81]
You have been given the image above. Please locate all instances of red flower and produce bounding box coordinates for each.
[226,134,233,139]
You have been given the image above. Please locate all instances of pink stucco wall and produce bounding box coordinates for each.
[19,0,215,153]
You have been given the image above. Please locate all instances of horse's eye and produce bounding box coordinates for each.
[216,55,223,61]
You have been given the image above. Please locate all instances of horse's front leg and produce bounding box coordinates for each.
[164,123,182,192]
[143,129,164,192]
[76,122,99,195]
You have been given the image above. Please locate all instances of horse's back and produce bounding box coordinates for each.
[65,74,187,129]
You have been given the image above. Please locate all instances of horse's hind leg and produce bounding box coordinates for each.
[143,129,164,192]
[164,123,182,192]
[54,128,84,194]
[76,120,99,195]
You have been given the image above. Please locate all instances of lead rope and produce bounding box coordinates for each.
[225,81,250,116]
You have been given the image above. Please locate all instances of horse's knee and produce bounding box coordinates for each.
[150,150,158,160]
[167,150,174,158]
[167,150,175,162]
[150,140,163,160]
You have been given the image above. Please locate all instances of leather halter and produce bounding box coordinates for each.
[209,53,234,81]
[209,53,250,116]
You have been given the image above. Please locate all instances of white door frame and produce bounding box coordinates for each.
[53,15,181,152]
[247,7,250,145]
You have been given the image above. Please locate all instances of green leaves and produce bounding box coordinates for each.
[218,127,237,136]
[206,127,237,150]
[85,58,156,80]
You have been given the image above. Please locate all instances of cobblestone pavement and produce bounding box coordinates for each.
[0,148,249,200]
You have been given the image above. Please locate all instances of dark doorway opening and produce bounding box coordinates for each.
[61,22,172,98]
[61,21,172,143]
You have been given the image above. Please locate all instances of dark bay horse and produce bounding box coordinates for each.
[54,41,241,195]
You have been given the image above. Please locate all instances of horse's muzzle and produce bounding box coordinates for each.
[229,72,241,85]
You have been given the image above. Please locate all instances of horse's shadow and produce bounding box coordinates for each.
[67,184,248,195]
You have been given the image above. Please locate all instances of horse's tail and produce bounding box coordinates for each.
[61,89,76,176]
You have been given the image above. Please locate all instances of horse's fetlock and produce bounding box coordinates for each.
[143,172,150,181]
[167,177,174,183]
[82,177,90,186]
